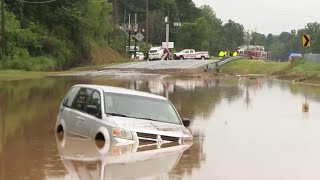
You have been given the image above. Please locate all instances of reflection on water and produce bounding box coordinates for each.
[56,135,191,180]
[1,77,320,179]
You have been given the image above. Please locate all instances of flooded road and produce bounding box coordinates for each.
[1,77,320,179]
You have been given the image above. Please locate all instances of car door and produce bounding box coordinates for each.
[190,50,196,59]
[185,50,190,59]
[81,90,104,138]
[60,86,81,135]
[70,87,94,137]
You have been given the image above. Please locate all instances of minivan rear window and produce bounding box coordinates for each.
[72,88,93,111]
[63,87,80,107]
[149,50,158,53]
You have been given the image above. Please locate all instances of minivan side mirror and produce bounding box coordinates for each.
[182,118,191,127]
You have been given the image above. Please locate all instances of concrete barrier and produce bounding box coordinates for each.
[304,54,320,62]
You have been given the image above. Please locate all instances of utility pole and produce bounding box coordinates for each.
[165,11,169,50]
[1,0,5,60]
[134,14,137,59]
[128,14,131,54]
[112,0,117,32]
[146,0,149,44]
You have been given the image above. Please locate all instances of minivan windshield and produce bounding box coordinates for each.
[104,92,181,125]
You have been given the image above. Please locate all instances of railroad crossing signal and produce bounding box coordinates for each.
[302,34,311,47]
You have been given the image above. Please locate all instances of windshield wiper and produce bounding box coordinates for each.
[137,117,158,121]
[106,113,128,117]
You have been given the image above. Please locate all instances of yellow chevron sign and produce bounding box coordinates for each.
[302,34,311,47]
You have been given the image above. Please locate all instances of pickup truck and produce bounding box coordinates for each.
[173,49,210,60]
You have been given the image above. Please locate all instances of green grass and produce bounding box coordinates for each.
[0,70,59,81]
[220,59,290,75]
[0,59,132,81]
[219,59,320,83]
[286,60,320,76]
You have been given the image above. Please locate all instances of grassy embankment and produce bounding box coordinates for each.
[0,70,60,81]
[220,59,320,83]
[0,46,132,81]
[0,60,129,81]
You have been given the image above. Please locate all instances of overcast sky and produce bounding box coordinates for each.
[193,0,320,35]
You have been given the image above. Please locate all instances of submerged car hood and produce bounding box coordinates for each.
[110,116,192,138]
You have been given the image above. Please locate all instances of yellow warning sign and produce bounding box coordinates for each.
[302,34,311,47]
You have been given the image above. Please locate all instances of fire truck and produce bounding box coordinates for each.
[237,45,269,60]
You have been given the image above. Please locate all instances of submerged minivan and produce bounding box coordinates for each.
[56,84,193,145]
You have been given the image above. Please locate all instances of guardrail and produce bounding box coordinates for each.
[205,56,242,71]
[304,54,320,62]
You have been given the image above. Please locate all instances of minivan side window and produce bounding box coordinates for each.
[71,88,93,112]
[63,87,80,107]
[85,91,102,118]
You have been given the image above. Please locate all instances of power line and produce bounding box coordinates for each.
[118,0,145,12]
[18,0,56,3]
[89,0,108,2]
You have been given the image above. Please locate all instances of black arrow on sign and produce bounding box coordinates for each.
[303,35,310,47]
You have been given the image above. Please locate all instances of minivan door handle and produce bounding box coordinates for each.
[76,116,85,121]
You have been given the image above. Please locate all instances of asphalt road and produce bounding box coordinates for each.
[61,59,217,79]
[107,59,217,69]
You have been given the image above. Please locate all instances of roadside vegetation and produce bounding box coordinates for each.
[220,59,320,83]
[0,0,122,71]
[220,59,290,75]
[0,70,59,81]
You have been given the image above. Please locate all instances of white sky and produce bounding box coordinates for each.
[193,0,320,35]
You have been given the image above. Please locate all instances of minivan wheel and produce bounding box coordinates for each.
[57,124,64,134]
[95,132,106,149]
[56,124,64,142]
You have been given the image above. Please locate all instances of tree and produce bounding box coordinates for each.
[222,20,244,51]
[177,18,209,51]
[175,0,201,22]
[251,32,266,47]
[269,41,287,60]
[200,5,224,55]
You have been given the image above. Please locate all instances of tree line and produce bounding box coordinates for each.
[251,22,320,60]
[118,0,320,60]
[116,0,245,56]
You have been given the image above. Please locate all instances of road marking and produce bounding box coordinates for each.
[160,75,168,79]
[184,61,205,69]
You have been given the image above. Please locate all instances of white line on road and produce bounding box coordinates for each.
[183,61,205,69]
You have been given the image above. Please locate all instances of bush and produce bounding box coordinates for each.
[290,59,304,67]
[1,56,56,71]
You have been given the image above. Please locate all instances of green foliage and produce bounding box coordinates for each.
[177,18,209,51]
[1,56,56,71]
[2,0,113,71]
[251,32,267,47]
[288,60,320,75]
[249,22,320,61]
[269,41,287,60]
[222,20,244,51]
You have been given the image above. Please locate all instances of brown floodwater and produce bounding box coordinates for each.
[1,77,320,180]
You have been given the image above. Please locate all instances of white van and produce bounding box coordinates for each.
[56,84,193,145]
[148,47,164,61]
